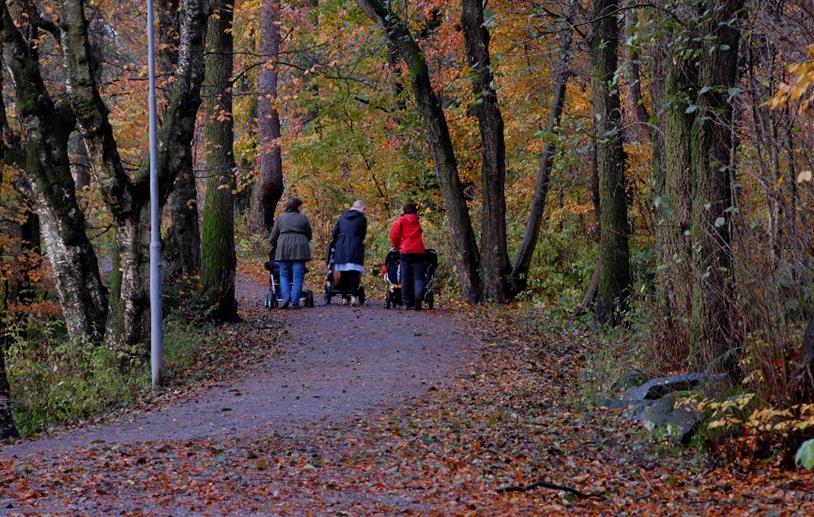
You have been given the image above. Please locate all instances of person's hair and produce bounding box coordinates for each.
[284,197,303,213]
[402,202,418,215]
[351,200,367,212]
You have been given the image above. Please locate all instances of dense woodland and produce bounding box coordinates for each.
[1,0,814,478]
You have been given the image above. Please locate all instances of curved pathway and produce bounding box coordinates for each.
[1,276,475,458]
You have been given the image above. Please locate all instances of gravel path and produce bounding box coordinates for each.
[1,276,475,459]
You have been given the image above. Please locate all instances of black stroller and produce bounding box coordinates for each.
[382,248,438,309]
[323,245,367,305]
[263,254,315,309]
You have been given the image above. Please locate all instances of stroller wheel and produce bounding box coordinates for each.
[385,300,390,309]
[305,291,315,308]
[358,286,366,306]
[425,291,434,310]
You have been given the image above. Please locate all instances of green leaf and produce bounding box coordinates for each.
[685,104,698,114]
[796,439,814,469]
[714,217,726,228]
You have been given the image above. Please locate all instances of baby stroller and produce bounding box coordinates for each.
[382,249,402,309]
[324,245,366,305]
[382,248,438,309]
[263,253,316,309]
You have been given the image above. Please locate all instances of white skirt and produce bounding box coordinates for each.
[335,263,365,273]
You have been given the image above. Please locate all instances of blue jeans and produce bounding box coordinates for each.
[278,260,305,305]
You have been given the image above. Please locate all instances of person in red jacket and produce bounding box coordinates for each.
[390,202,427,310]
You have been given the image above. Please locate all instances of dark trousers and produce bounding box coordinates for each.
[341,271,361,296]
[400,253,427,308]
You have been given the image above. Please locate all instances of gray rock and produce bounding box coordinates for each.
[622,372,727,402]
[612,369,646,393]
[640,392,701,445]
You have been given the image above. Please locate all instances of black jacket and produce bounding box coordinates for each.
[331,209,367,265]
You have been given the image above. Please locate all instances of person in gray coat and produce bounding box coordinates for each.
[270,197,312,308]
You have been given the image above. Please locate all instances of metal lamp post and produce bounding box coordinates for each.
[147,0,164,387]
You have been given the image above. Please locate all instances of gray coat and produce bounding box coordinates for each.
[270,211,312,261]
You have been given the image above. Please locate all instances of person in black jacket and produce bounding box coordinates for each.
[330,200,367,306]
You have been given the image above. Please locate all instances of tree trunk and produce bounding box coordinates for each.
[591,0,631,325]
[161,0,201,282]
[623,0,651,141]
[358,0,482,302]
[0,332,14,439]
[461,0,511,303]
[689,0,744,376]
[256,0,284,235]
[661,42,697,337]
[59,0,207,349]
[512,0,576,293]
[0,2,108,342]
[200,0,239,322]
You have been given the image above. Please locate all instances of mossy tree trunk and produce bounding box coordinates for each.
[162,0,202,284]
[200,0,239,322]
[591,0,631,325]
[256,0,285,235]
[660,36,697,342]
[512,0,576,293]
[58,0,207,350]
[358,0,482,303]
[0,2,108,342]
[461,0,511,303]
[689,0,744,376]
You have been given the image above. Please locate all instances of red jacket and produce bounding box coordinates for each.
[389,213,425,255]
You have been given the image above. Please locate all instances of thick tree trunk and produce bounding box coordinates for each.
[511,1,576,293]
[591,0,631,325]
[0,2,108,342]
[461,0,511,303]
[200,0,239,322]
[59,0,206,349]
[256,0,284,235]
[689,0,744,376]
[161,0,201,282]
[661,45,697,336]
[358,0,482,302]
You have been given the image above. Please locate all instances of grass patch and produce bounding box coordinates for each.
[5,313,213,437]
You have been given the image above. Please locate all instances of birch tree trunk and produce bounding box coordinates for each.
[0,1,108,342]
[200,0,239,322]
[358,0,482,302]
[58,0,207,349]
[162,0,202,282]
[591,0,631,325]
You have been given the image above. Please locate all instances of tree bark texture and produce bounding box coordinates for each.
[689,0,744,375]
[461,0,511,303]
[623,0,651,141]
[358,0,482,302]
[0,334,15,439]
[59,0,206,349]
[256,0,284,235]
[200,0,239,322]
[0,1,108,342]
[511,0,576,293]
[591,0,631,325]
[161,0,201,282]
[661,43,697,338]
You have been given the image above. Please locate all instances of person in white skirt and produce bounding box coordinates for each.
[330,200,368,306]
